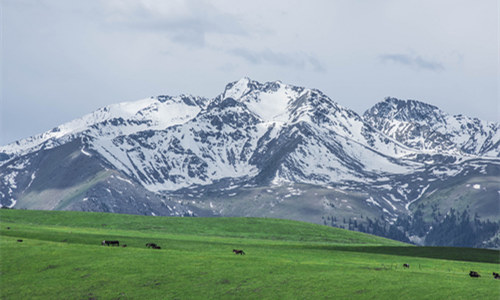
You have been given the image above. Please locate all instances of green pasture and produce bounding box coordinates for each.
[1,210,499,299]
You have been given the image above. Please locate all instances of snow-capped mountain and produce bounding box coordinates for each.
[364,97,500,157]
[1,78,499,247]
[92,78,418,192]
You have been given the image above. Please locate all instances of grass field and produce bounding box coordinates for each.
[1,210,499,299]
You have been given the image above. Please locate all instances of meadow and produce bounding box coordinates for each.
[1,210,499,299]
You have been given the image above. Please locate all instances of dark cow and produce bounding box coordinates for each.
[233,249,245,255]
[17,239,23,242]
[403,264,410,269]
[102,240,120,246]
[122,245,127,248]
[7,227,10,230]
[146,243,158,248]
[152,245,161,249]
[469,271,480,278]
[493,272,500,279]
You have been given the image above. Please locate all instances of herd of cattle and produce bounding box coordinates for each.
[6,226,500,280]
[469,270,500,279]
[99,240,500,280]
[100,240,162,249]
[100,240,244,254]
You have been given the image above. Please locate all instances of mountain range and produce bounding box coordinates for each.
[1,78,499,248]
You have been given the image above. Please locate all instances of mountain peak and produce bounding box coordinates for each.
[365,97,445,124]
[223,77,258,100]
[364,97,500,156]
[383,97,439,111]
[222,77,288,100]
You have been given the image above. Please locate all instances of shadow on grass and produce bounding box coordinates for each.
[317,245,500,264]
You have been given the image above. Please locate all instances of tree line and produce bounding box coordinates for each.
[323,208,499,248]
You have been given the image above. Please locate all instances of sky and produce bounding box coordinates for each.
[1,0,499,146]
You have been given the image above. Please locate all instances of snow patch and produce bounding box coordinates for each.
[5,172,18,189]
[366,197,382,207]
[81,147,92,157]
[25,172,36,190]
[381,197,397,211]
[8,199,17,208]
[405,185,430,211]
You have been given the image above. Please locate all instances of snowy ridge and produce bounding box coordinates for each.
[364,97,500,157]
[93,97,265,191]
[0,95,207,160]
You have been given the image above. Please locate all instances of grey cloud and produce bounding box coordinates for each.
[380,54,413,66]
[307,56,327,72]
[104,1,247,47]
[414,56,445,71]
[380,53,444,71]
[230,48,326,72]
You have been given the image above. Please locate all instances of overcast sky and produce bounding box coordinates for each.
[1,0,499,145]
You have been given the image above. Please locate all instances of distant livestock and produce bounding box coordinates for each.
[493,272,500,279]
[152,246,161,249]
[146,243,158,248]
[233,249,245,255]
[102,240,120,246]
[6,227,10,230]
[122,245,127,248]
[403,264,410,269]
[469,271,480,278]
[17,239,23,242]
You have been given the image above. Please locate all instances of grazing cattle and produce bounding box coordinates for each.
[403,264,410,269]
[101,240,120,246]
[152,245,161,249]
[233,249,245,255]
[122,245,127,248]
[493,272,500,279]
[469,271,480,278]
[146,243,158,248]
[7,227,10,230]
[17,239,23,242]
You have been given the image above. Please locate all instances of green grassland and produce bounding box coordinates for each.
[1,210,499,299]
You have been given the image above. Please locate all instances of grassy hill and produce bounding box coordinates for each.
[1,210,499,299]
